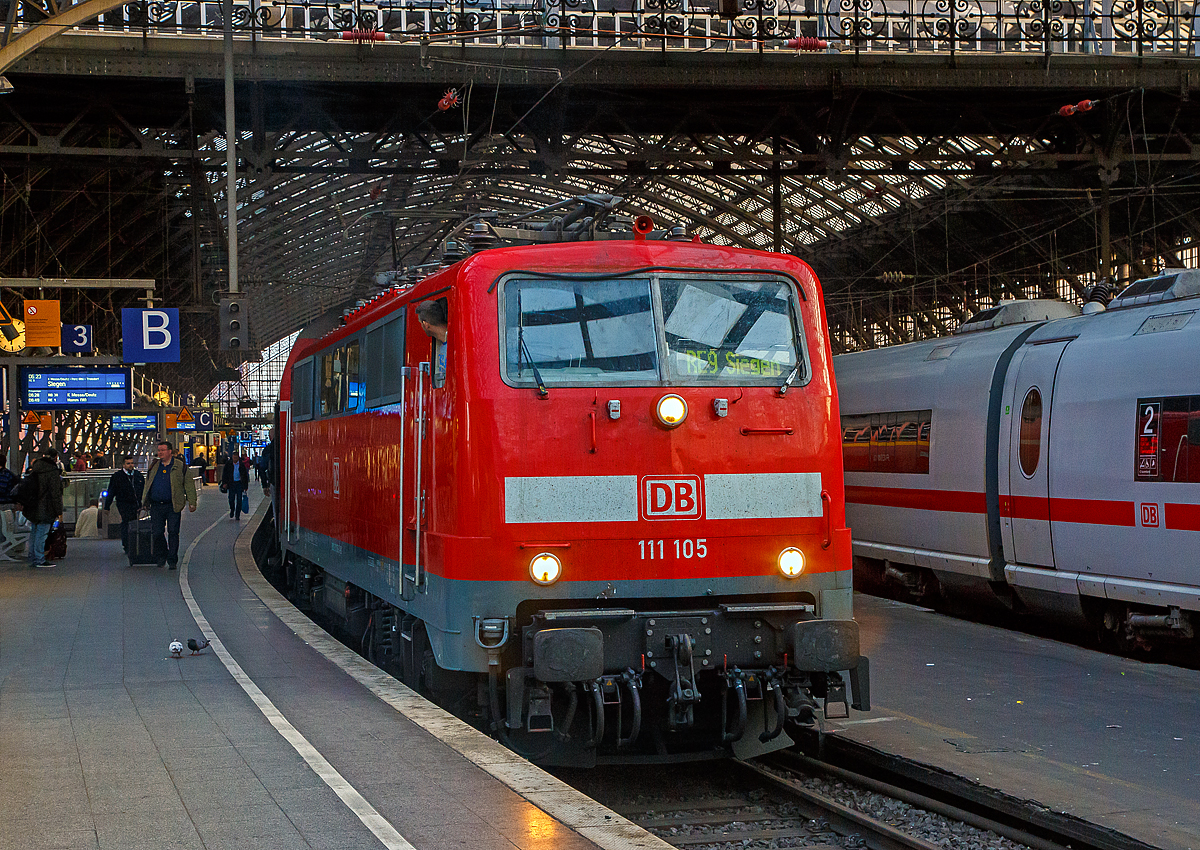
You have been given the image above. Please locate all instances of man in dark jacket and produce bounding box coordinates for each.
[18,448,64,568]
[141,441,197,570]
[104,455,145,554]
[220,452,250,520]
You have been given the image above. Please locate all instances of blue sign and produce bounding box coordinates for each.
[62,324,94,353]
[196,410,214,431]
[21,366,132,410]
[121,308,180,363]
[112,414,158,432]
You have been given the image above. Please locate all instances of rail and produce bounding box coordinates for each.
[6,0,1199,58]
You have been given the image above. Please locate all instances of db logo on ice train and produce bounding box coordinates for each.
[640,475,704,521]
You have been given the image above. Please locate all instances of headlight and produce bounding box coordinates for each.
[529,552,562,585]
[778,547,805,578]
[655,394,688,428]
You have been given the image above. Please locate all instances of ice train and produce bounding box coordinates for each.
[834,270,1200,650]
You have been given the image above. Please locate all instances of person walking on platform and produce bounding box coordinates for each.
[141,441,197,570]
[191,451,208,486]
[75,500,103,538]
[221,452,250,520]
[16,448,64,569]
[0,457,17,503]
[104,455,145,554]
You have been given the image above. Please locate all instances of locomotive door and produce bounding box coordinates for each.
[1003,340,1069,568]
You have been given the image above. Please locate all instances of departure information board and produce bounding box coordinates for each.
[20,366,132,410]
[112,414,158,431]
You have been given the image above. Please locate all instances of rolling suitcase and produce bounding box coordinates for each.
[127,515,158,566]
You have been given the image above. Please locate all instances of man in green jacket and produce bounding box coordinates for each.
[141,440,197,569]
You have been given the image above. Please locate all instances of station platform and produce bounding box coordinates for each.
[0,487,667,850]
[832,594,1199,850]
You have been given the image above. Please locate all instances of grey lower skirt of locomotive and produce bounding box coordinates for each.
[489,603,869,765]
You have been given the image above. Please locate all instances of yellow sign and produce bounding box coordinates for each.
[165,413,177,430]
[22,411,52,431]
[23,299,61,347]
[177,406,193,422]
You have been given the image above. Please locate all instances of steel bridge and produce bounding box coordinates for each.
[0,0,1197,397]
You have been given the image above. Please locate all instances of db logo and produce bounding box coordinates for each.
[1140,502,1159,527]
[640,475,703,520]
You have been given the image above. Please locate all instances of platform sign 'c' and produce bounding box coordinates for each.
[121,308,180,363]
[195,410,213,431]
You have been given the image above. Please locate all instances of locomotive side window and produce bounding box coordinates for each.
[661,279,802,384]
[503,278,658,385]
[841,410,930,474]
[365,315,405,407]
[344,342,362,412]
[292,359,314,421]
[317,343,361,416]
[1018,388,1043,477]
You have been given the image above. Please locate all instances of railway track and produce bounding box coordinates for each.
[556,743,1157,850]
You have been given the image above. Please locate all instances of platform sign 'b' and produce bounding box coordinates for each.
[121,308,180,363]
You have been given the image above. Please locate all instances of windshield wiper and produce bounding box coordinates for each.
[520,334,549,398]
[778,363,801,395]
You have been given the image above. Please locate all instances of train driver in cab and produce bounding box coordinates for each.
[416,299,449,386]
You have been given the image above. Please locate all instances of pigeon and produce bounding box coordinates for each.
[187,638,210,655]
[169,640,183,658]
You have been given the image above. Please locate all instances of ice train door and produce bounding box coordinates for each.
[1000,340,1070,567]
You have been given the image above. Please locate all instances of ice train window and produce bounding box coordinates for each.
[1018,388,1043,477]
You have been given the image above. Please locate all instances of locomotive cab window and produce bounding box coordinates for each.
[503,278,658,385]
[499,274,805,387]
[661,278,802,383]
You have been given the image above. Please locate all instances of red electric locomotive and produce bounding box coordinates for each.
[273,199,869,765]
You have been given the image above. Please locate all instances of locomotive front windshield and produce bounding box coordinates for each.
[502,275,804,387]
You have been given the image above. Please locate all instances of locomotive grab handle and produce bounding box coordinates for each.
[740,427,794,435]
[820,489,832,550]
[589,411,597,453]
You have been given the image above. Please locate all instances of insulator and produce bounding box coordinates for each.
[668,224,690,241]
[1075,99,1096,113]
[1058,104,1077,117]
[880,271,910,283]
[785,36,827,50]
[441,240,466,266]
[340,30,386,41]
[438,89,461,111]
[467,221,496,253]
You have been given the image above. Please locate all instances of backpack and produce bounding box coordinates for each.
[13,473,37,512]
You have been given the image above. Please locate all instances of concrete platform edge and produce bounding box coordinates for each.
[231,502,672,850]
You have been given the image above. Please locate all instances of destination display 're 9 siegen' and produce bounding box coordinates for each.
[20,366,132,410]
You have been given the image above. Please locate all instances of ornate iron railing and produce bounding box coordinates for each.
[17,0,1200,55]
